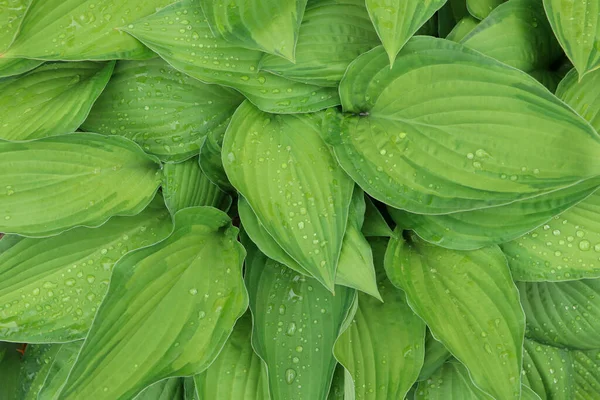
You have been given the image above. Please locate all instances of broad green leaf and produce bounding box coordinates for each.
[0,342,21,400]
[543,0,600,78]
[556,68,600,130]
[244,238,355,400]
[334,237,426,399]
[37,342,82,400]
[365,0,447,66]
[385,231,525,399]
[387,177,600,250]
[124,0,339,114]
[0,58,42,78]
[194,312,270,400]
[327,364,346,400]
[0,196,172,342]
[0,1,40,79]
[417,331,452,381]
[325,37,600,214]
[199,0,306,62]
[224,102,354,290]
[18,344,67,400]
[0,61,114,141]
[362,196,393,237]
[259,0,379,87]
[58,207,248,400]
[467,0,505,19]
[517,279,600,350]
[523,339,574,399]
[0,133,162,237]
[183,378,198,400]
[162,157,231,214]
[200,129,233,191]
[446,16,479,41]
[415,361,491,399]
[2,0,175,60]
[136,379,185,400]
[572,349,600,399]
[82,58,243,162]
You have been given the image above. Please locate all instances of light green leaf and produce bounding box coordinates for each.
[385,230,525,399]
[0,61,114,140]
[365,0,447,66]
[0,58,43,78]
[2,0,175,60]
[183,378,198,400]
[244,238,355,400]
[37,342,82,400]
[415,361,492,399]
[543,0,600,78]
[199,0,306,62]
[572,349,600,399]
[517,279,600,350]
[523,339,574,399]
[0,133,162,237]
[417,331,452,381]
[325,37,600,214]
[362,196,393,237]
[0,0,30,50]
[58,207,248,400]
[224,101,354,290]
[0,342,22,400]
[0,196,173,342]
[18,344,62,400]
[259,0,379,87]
[334,236,426,400]
[556,68,600,130]
[200,128,233,192]
[467,0,505,19]
[194,312,270,400]
[82,58,243,162]
[162,157,231,214]
[136,379,185,400]
[124,0,339,114]
[446,16,479,41]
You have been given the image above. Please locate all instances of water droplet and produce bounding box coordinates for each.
[279,305,286,315]
[189,288,198,295]
[579,240,591,251]
[285,368,297,384]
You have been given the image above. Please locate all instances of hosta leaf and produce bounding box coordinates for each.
[0,196,172,342]
[446,16,479,42]
[136,379,185,400]
[124,0,339,114]
[517,279,600,350]
[387,177,600,250]
[418,331,452,381]
[58,207,248,400]
[200,129,233,191]
[365,0,447,67]
[224,102,354,290]
[244,238,355,400]
[543,0,600,78]
[415,361,491,399]
[325,37,600,214]
[37,342,82,400]
[0,58,42,78]
[18,344,62,400]
[557,68,600,130]
[0,0,29,50]
[194,312,270,400]
[334,237,426,399]
[162,157,231,214]
[183,378,198,400]
[573,349,600,398]
[438,0,470,37]
[259,0,379,87]
[467,0,505,19]
[327,364,346,400]
[82,58,243,162]
[385,231,525,399]
[0,61,114,141]
[0,342,21,400]
[199,0,306,62]
[2,0,175,60]
[523,339,574,399]
[362,196,393,237]
[0,133,162,237]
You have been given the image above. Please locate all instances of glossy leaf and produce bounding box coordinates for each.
[326,364,346,400]
[2,0,175,60]
[162,157,231,214]
[0,342,21,400]
[572,349,600,399]
[0,61,114,141]
[415,361,492,399]
[362,196,393,237]
[326,37,600,214]
[37,342,83,400]
[0,58,42,79]
[199,129,233,191]
[557,68,600,131]
[0,133,162,237]
[0,1,40,79]
[58,207,248,400]
[0,197,173,342]
[467,0,505,19]
[523,339,574,399]
[199,0,306,61]
[385,231,525,399]
[124,0,339,114]
[244,238,355,400]
[517,279,600,350]
[543,0,600,78]
[136,379,185,400]
[365,0,447,66]
[259,0,379,87]
[334,237,426,399]
[417,331,452,381]
[82,58,243,162]
[446,16,479,41]
[223,102,354,290]
[438,0,470,36]
[194,312,270,400]
[18,344,62,400]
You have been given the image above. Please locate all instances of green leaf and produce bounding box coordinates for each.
[124,0,339,114]
[0,196,173,342]
[325,37,600,214]
[446,16,479,42]
[199,0,306,62]
[37,342,82,400]
[162,157,232,214]
[517,279,600,350]
[2,0,175,60]
[467,0,505,19]
[543,0,600,78]
[415,361,492,399]
[365,0,447,66]
[136,379,185,400]
[259,0,379,87]
[18,344,61,400]
[334,237,426,400]
[385,231,525,399]
[58,207,248,400]
[556,68,600,131]
[194,312,270,400]
[418,331,452,381]
[244,238,355,400]
[0,342,22,400]
[0,133,162,237]
[224,102,354,290]
[183,378,198,400]
[523,339,574,399]
[362,196,393,237]
[0,0,30,50]
[0,61,115,140]
[438,0,470,37]
[572,349,600,399]
[199,128,233,192]
[0,58,43,79]
[82,58,243,162]
[326,364,346,400]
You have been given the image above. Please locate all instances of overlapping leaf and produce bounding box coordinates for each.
[415,361,492,399]
[572,349,600,398]
[418,331,452,381]
[0,0,42,78]
[467,0,505,19]
[136,379,185,400]
[37,342,82,400]
[200,128,233,191]
[0,342,22,400]
[0,58,42,79]
[523,339,574,399]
